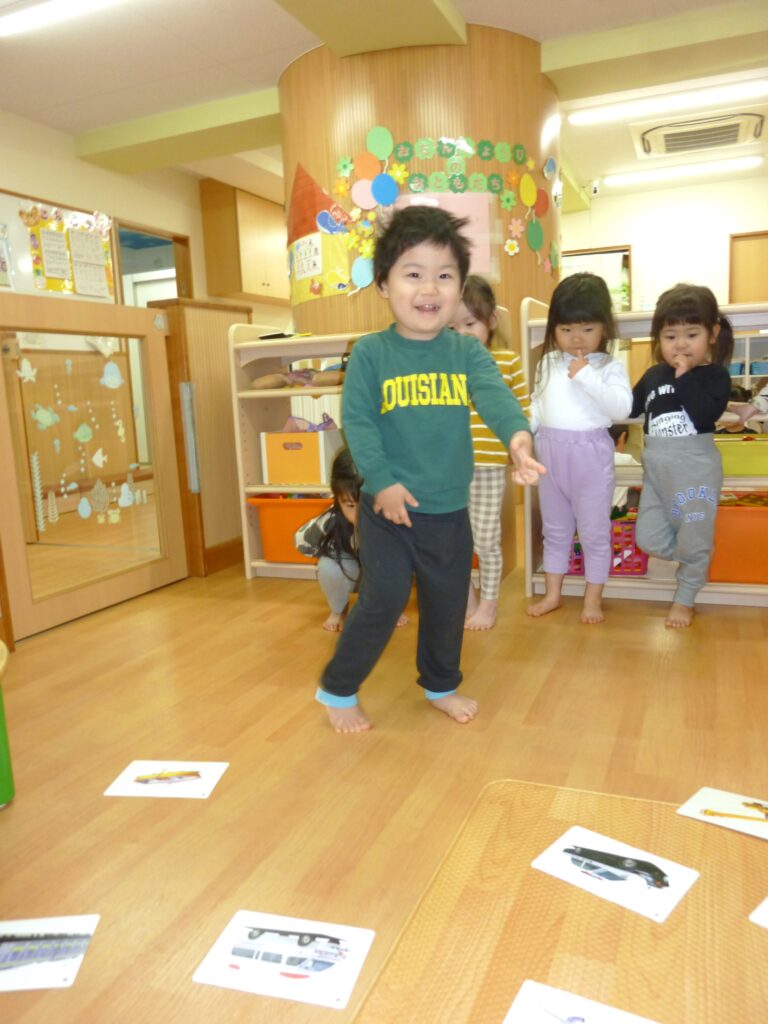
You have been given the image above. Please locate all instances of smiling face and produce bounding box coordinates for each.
[377,242,462,341]
[658,320,719,370]
[451,300,496,348]
[554,321,605,357]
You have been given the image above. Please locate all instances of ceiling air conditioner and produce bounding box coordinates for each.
[637,113,764,156]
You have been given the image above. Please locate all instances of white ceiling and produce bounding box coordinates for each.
[0,0,765,199]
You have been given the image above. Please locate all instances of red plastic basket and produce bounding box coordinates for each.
[567,517,648,577]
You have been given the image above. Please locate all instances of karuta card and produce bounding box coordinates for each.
[677,786,768,840]
[531,825,698,923]
[0,915,99,992]
[193,910,375,1010]
[104,759,228,798]
[503,979,663,1023]
[749,895,768,930]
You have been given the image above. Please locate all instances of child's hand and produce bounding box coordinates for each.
[567,349,589,378]
[731,402,758,426]
[509,433,546,486]
[374,483,419,527]
[671,353,693,378]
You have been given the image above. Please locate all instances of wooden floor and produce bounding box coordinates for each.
[2,560,767,1022]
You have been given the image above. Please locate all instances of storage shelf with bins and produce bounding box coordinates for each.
[229,324,362,578]
[519,300,768,608]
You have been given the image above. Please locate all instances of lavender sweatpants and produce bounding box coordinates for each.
[535,426,615,583]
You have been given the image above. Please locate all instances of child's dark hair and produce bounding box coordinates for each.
[316,447,362,575]
[650,283,734,366]
[374,206,470,287]
[607,423,628,446]
[535,273,616,392]
[460,274,498,347]
[542,272,616,356]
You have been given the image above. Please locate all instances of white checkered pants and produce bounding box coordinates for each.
[468,464,506,600]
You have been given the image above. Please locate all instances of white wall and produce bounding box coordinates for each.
[0,109,289,329]
[561,173,768,310]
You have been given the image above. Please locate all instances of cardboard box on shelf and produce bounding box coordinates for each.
[260,428,343,486]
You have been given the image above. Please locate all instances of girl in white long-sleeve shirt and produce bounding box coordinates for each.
[527,273,633,624]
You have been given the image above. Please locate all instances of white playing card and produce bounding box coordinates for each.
[677,786,768,840]
[503,979,663,1023]
[531,825,698,923]
[104,759,228,799]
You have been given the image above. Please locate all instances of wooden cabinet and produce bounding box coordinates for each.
[520,299,768,608]
[199,180,290,304]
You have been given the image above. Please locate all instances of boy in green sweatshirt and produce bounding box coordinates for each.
[317,206,544,733]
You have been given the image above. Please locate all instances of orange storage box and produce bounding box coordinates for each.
[260,428,343,486]
[709,504,768,584]
[247,496,332,563]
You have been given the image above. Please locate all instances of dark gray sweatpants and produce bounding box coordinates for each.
[636,434,722,607]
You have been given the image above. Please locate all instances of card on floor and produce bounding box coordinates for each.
[193,910,375,1010]
[531,825,698,923]
[104,759,228,798]
[677,786,768,840]
[0,914,99,992]
[749,895,768,930]
[503,979,663,1023]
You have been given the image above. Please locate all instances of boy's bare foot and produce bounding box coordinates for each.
[395,613,409,628]
[666,603,694,629]
[430,693,478,724]
[322,610,346,632]
[465,598,497,630]
[465,583,479,619]
[526,595,561,618]
[325,703,372,733]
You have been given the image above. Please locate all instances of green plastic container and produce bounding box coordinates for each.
[0,683,15,807]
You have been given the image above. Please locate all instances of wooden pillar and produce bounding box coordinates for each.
[279,24,560,349]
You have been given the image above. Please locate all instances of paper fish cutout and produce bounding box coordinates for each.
[16,357,37,383]
[73,422,94,443]
[91,447,108,468]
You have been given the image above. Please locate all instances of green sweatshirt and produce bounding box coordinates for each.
[341,325,531,514]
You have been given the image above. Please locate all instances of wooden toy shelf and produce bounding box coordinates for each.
[229,325,363,579]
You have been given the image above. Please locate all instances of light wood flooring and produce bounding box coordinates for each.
[2,560,767,1022]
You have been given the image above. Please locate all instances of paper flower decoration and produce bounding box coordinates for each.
[345,232,361,251]
[358,238,375,260]
[526,158,536,170]
[487,174,503,194]
[468,172,487,193]
[414,138,435,159]
[495,141,512,162]
[506,171,519,189]
[449,174,467,193]
[408,172,428,193]
[389,162,409,185]
[437,138,455,158]
[500,190,516,211]
[445,154,466,176]
[543,257,552,274]
[393,141,413,161]
[333,178,350,198]
[349,207,362,222]
[504,239,520,257]
[477,140,494,160]
[337,157,354,177]
[358,218,375,237]
[508,218,524,238]
[513,144,527,165]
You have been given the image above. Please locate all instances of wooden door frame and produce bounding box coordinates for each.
[0,292,187,640]
[729,231,768,303]
[113,219,194,304]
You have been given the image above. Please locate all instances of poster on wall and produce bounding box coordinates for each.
[286,165,352,305]
[15,200,115,301]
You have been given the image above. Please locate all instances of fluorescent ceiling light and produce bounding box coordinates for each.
[603,156,764,187]
[0,0,121,37]
[568,79,768,126]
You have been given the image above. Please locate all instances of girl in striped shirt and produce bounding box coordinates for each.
[451,276,531,629]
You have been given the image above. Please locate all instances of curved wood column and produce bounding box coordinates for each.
[279,24,560,346]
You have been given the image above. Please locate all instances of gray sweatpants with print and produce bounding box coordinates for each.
[636,434,722,607]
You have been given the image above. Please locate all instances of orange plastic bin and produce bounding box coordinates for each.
[709,504,768,584]
[247,495,332,563]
